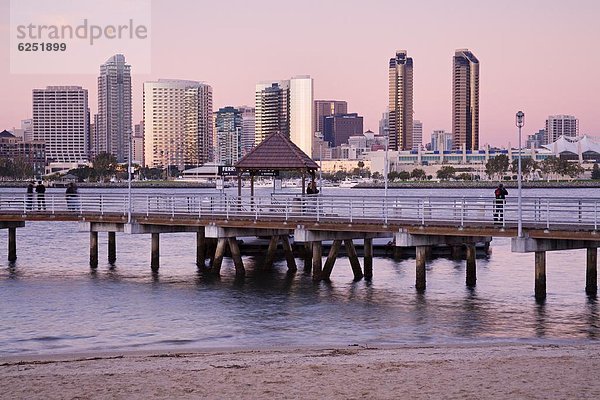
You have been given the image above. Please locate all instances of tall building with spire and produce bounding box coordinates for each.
[388,50,414,151]
[97,54,132,162]
[452,49,479,151]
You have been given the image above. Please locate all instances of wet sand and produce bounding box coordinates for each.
[1,343,600,399]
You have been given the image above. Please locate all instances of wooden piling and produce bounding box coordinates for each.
[264,235,279,270]
[466,244,476,287]
[90,231,98,268]
[312,241,323,281]
[451,245,462,260]
[196,230,206,268]
[228,237,245,277]
[535,251,546,301]
[344,239,363,281]
[8,227,17,262]
[364,238,373,280]
[280,235,297,272]
[304,243,312,272]
[322,239,342,280]
[393,245,403,259]
[108,232,116,264]
[586,247,598,295]
[415,245,427,291]
[151,233,160,271]
[212,238,227,275]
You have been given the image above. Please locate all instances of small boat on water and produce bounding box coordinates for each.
[339,178,360,188]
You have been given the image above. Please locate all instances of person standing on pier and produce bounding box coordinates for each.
[493,183,508,222]
[65,182,78,211]
[35,180,46,211]
[26,181,34,210]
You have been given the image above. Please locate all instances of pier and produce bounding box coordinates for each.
[1,192,598,301]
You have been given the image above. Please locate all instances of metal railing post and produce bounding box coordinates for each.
[546,200,550,230]
[421,199,425,225]
[595,202,598,231]
[461,197,465,227]
[316,197,320,222]
[350,199,353,223]
[100,195,104,215]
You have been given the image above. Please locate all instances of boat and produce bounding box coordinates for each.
[339,178,360,188]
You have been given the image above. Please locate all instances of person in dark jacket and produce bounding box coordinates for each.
[65,182,78,211]
[26,181,35,210]
[35,181,46,210]
[493,183,508,222]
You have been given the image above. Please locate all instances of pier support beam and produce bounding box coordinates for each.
[312,241,323,281]
[281,236,297,272]
[415,246,428,292]
[364,238,373,280]
[322,240,342,280]
[264,236,279,270]
[535,251,546,301]
[196,230,206,268]
[451,245,462,260]
[8,227,17,262]
[212,238,227,275]
[228,237,245,277]
[151,233,160,272]
[586,247,597,295]
[108,232,116,264]
[304,243,312,273]
[90,231,98,268]
[344,239,363,281]
[466,244,476,287]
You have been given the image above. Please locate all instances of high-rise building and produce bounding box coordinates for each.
[545,115,579,144]
[314,100,347,134]
[526,129,546,148]
[412,120,423,151]
[214,107,243,166]
[133,121,144,165]
[323,113,364,147]
[431,130,453,152]
[388,50,414,151]
[97,54,132,163]
[238,106,255,157]
[32,86,89,163]
[255,76,314,157]
[378,110,389,137]
[143,79,213,169]
[452,49,479,150]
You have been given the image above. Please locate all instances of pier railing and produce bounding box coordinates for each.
[0,192,599,230]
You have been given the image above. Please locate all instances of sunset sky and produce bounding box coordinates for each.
[1,0,599,147]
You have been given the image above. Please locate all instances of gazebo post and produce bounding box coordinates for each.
[250,172,255,199]
[302,171,306,195]
[237,172,242,197]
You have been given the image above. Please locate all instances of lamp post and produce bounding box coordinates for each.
[516,111,525,238]
[127,129,132,224]
[319,140,323,193]
[384,135,389,197]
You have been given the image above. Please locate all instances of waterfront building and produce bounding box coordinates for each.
[11,119,33,142]
[143,79,213,169]
[545,115,579,144]
[97,54,132,163]
[452,49,479,150]
[431,130,453,152]
[133,121,144,166]
[314,100,347,134]
[0,129,46,176]
[388,50,414,151]
[378,110,390,138]
[526,129,546,148]
[543,134,600,163]
[255,76,314,157]
[413,120,423,151]
[215,106,243,166]
[32,86,90,163]
[238,105,255,157]
[323,113,364,147]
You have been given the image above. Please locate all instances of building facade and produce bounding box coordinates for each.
[545,115,579,144]
[431,130,453,152]
[143,79,213,169]
[412,120,423,151]
[238,105,255,157]
[388,50,414,151]
[32,86,89,163]
[289,76,314,157]
[526,129,546,148]
[314,100,347,134]
[214,106,243,166]
[0,130,46,176]
[323,113,364,147]
[452,49,479,151]
[133,121,144,165]
[97,54,132,163]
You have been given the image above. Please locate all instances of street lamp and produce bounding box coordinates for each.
[384,135,389,197]
[319,140,323,193]
[127,129,133,224]
[516,111,525,238]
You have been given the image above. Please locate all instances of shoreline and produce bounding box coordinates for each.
[2,342,599,399]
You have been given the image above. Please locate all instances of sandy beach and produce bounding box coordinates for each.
[1,343,599,399]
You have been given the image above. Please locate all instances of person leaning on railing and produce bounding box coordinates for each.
[493,183,508,223]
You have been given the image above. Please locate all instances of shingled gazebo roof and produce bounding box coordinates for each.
[234,132,319,172]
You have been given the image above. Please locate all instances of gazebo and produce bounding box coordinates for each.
[234,132,320,197]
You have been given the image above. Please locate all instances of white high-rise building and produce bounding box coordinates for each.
[133,121,144,166]
[32,86,89,163]
[255,75,314,156]
[545,115,579,144]
[143,79,213,169]
[431,130,453,152]
[238,105,255,157]
[412,120,423,151]
[97,54,132,163]
[389,50,414,151]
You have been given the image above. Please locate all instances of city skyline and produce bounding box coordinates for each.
[1,0,599,146]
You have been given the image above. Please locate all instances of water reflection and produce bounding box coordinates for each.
[535,302,547,338]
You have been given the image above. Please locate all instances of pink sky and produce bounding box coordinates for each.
[1,0,599,147]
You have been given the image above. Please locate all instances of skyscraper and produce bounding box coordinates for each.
[133,121,144,165]
[452,49,479,150]
[32,86,89,163]
[545,115,579,144]
[255,76,314,156]
[143,79,213,169]
[215,106,243,166]
[238,106,255,157]
[314,100,348,134]
[97,54,132,163]
[388,50,414,151]
[431,130,453,152]
[323,113,363,147]
[412,120,423,151]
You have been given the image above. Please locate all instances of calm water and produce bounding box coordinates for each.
[0,187,598,356]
